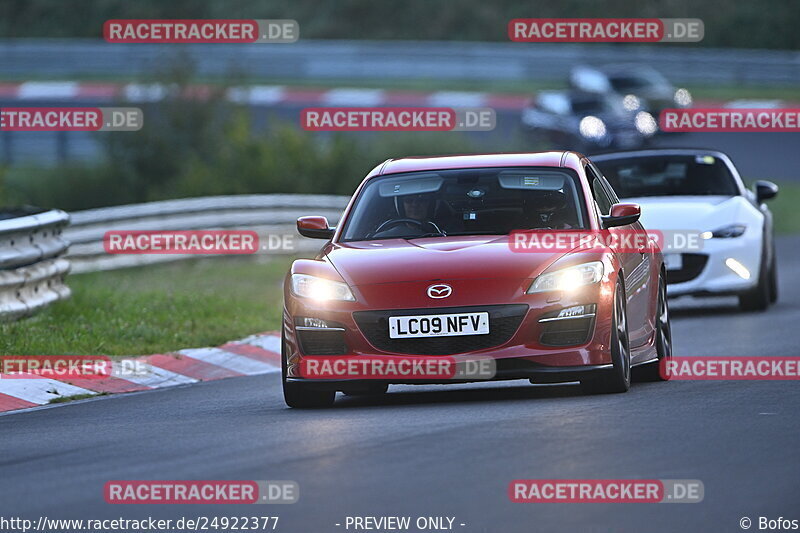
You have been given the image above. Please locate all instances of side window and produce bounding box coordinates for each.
[592,163,621,203]
[586,165,613,215]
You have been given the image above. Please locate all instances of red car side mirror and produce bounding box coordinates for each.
[602,203,641,228]
[297,216,335,239]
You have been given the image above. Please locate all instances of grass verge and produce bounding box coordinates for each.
[0,256,293,356]
[759,180,800,235]
[2,74,798,102]
[48,392,108,404]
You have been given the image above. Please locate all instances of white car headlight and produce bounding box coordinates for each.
[623,94,641,111]
[635,111,658,136]
[674,88,692,107]
[527,261,604,294]
[579,116,607,140]
[291,274,355,302]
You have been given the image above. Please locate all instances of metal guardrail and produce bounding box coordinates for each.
[65,194,351,273]
[1,39,799,86]
[0,209,71,322]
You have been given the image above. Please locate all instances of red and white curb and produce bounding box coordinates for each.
[0,81,533,110]
[0,332,281,414]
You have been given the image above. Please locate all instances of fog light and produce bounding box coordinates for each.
[303,317,329,328]
[725,258,751,280]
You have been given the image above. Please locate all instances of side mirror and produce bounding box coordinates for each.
[297,216,334,239]
[754,180,778,203]
[602,203,641,228]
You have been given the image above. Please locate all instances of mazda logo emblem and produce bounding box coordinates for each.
[427,284,452,299]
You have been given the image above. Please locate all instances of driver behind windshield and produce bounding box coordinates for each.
[367,192,445,238]
[523,189,577,230]
[402,193,434,223]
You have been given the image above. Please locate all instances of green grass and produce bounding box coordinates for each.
[48,392,108,404]
[758,180,800,235]
[0,256,293,356]
[2,73,799,102]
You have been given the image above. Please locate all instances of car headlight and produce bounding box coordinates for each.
[674,88,692,107]
[701,224,746,239]
[291,274,355,302]
[527,261,604,294]
[579,116,607,140]
[635,111,658,136]
[623,94,641,111]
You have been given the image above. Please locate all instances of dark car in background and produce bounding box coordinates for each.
[569,65,693,121]
[521,90,657,153]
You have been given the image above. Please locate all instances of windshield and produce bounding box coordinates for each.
[594,155,740,198]
[609,75,654,91]
[570,95,607,114]
[570,93,625,116]
[340,167,588,242]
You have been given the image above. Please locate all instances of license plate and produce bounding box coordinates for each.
[664,253,683,271]
[389,312,490,339]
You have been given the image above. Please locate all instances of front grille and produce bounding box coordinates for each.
[666,254,708,284]
[297,329,348,355]
[539,317,595,347]
[353,304,528,355]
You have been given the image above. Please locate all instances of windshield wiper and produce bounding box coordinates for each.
[404,232,447,240]
[444,231,509,236]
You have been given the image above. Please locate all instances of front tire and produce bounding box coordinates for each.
[282,329,336,408]
[635,274,672,382]
[739,245,770,312]
[769,242,778,304]
[582,281,631,394]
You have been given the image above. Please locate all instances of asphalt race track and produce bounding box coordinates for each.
[1,235,798,532]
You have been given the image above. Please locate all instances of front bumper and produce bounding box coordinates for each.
[283,279,617,383]
[665,236,762,297]
[285,362,615,389]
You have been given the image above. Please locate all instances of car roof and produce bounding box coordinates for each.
[590,148,732,162]
[372,151,579,177]
[585,64,662,76]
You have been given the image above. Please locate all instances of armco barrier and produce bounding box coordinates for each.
[65,194,350,273]
[1,39,799,86]
[0,208,71,321]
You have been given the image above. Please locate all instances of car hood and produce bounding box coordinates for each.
[627,195,744,232]
[326,235,573,286]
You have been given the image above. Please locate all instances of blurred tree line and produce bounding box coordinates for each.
[0,60,493,210]
[1,0,799,50]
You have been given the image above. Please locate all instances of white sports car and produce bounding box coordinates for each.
[592,149,778,311]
